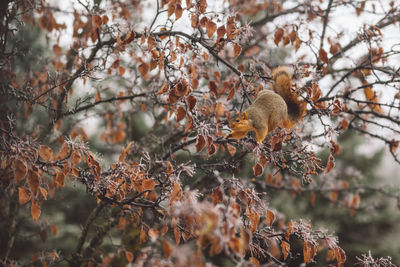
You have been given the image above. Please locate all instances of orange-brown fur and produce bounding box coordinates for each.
[228,66,306,143]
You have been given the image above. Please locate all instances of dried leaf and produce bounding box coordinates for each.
[191,14,198,28]
[319,48,329,64]
[18,186,31,205]
[54,172,65,188]
[303,240,316,263]
[212,187,223,205]
[217,25,226,40]
[171,182,182,202]
[39,145,53,162]
[186,95,197,111]
[206,20,217,38]
[325,155,335,174]
[71,150,81,165]
[391,140,399,153]
[162,240,173,259]
[195,135,206,152]
[13,159,27,183]
[233,43,241,58]
[52,45,62,56]
[51,225,58,236]
[175,4,183,20]
[39,187,47,200]
[249,210,260,232]
[176,107,186,122]
[274,28,284,46]
[335,247,346,267]
[253,163,263,177]
[138,63,149,77]
[265,209,275,226]
[92,15,102,28]
[125,251,133,263]
[174,226,181,245]
[58,143,69,159]
[281,240,290,260]
[27,169,40,195]
[310,192,316,206]
[142,179,155,191]
[329,191,338,203]
[31,200,41,222]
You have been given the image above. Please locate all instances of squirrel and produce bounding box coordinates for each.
[228,66,306,143]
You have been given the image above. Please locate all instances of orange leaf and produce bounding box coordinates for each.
[341,119,349,130]
[171,182,182,202]
[138,63,149,77]
[101,15,109,24]
[303,240,316,263]
[147,36,156,50]
[162,240,173,259]
[391,139,399,153]
[217,25,226,40]
[195,135,206,152]
[92,15,102,28]
[186,95,197,111]
[174,226,181,245]
[212,187,223,205]
[329,191,338,203]
[310,192,316,206]
[253,163,263,177]
[249,210,260,233]
[31,200,41,222]
[335,247,346,267]
[168,2,175,17]
[176,107,186,122]
[274,28,284,46]
[58,142,69,159]
[71,150,81,165]
[142,179,155,191]
[191,14,198,28]
[270,136,282,151]
[13,159,27,183]
[265,209,275,226]
[157,83,169,95]
[18,186,31,205]
[281,240,290,260]
[175,4,183,20]
[319,48,329,64]
[51,225,58,236]
[125,251,133,263]
[325,155,335,174]
[39,187,47,200]
[27,169,40,195]
[206,20,217,38]
[233,43,241,58]
[227,144,236,156]
[52,45,62,56]
[326,248,335,262]
[54,172,65,188]
[39,145,53,162]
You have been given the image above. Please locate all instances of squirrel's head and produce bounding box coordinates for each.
[229,111,249,128]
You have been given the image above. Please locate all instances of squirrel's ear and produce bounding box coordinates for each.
[242,112,248,120]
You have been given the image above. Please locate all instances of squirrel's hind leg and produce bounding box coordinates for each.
[255,126,268,143]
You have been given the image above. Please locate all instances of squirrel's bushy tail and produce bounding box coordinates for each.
[272,66,306,124]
